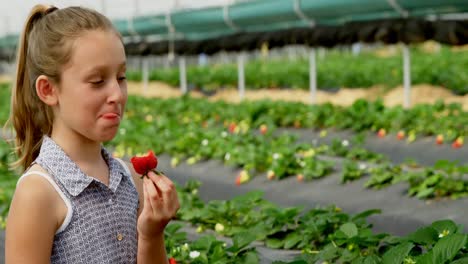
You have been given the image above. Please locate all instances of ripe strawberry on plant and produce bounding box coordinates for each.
[259,124,268,135]
[296,174,304,182]
[377,128,386,138]
[169,257,177,264]
[228,122,237,133]
[452,137,464,149]
[396,130,405,140]
[130,151,163,179]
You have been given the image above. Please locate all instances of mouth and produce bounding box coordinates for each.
[101,112,121,120]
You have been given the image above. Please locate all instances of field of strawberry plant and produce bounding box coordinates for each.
[1,81,468,263]
[127,45,468,95]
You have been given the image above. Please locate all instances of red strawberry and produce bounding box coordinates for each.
[228,122,237,133]
[396,130,405,140]
[169,257,177,264]
[377,128,386,138]
[259,124,268,135]
[452,137,464,149]
[130,151,161,178]
[293,120,301,128]
[436,134,444,145]
[296,174,304,182]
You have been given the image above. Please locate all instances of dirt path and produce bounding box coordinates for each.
[128,81,468,110]
[2,75,467,110]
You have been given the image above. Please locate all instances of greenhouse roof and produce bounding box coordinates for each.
[0,0,467,56]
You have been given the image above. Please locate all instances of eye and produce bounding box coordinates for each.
[90,80,104,85]
[118,76,127,81]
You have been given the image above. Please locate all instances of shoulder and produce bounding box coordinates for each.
[16,164,59,205]
[5,164,62,262]
[11,164,63,225]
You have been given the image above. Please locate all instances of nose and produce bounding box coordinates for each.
[107,78,126,104]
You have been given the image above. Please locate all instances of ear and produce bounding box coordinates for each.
[35,75,58,106]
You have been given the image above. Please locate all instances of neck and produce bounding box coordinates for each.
[50,127,103,165]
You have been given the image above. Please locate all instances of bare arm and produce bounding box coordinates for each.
[126,162,179,264]
[5,174,62,263]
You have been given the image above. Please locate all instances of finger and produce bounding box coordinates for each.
[159,176,180,210]
[148,173,174,199]
[146,171,163,197]
[142,179,152,214]
[148,173,180,215]
[143,177,161,214]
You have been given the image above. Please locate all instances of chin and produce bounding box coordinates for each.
[96,130,119,142]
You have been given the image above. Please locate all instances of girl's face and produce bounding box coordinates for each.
[54,29,127,143]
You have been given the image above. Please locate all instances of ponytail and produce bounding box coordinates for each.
[5,5,55,171]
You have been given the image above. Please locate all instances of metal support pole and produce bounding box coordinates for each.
[237,53,245,101]
[179,56,187,94]
[142,57,149,94]
[403,44,411,108]
[134,0,140,16]
[100,0,106,15]
[309,48,317,104]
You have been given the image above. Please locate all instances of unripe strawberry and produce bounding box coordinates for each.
[319,130,327,138]
[170,157,180,168]
[259,124,268,135]
[228,122,237,133]
[215,223,225,233]
[235,170,250,185]
[436,134,444,145]
[407,130,416,143]
[267,170,275,180]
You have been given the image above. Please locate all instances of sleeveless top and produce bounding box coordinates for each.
[18,136,139,263]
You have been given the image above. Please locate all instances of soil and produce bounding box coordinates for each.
[2,75,467,110]
[127,81,468,110]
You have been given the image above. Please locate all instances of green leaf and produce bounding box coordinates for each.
[431,220,458,235]
[416,252,433,264]
[416,187,434,199]
[232,231,256,251]
[284,232,302,249]
[451,257,468,264]
[381,242,414,264]
[351,209,382,222]
[406,227,438,245]
[362,255,381,264]
[432,234,467,263]
[266,238,284,249]
[240,251,259,264]
[340,223,358,238]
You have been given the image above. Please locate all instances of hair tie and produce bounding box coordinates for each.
[45,6,58,16]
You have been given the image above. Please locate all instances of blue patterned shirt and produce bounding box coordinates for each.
[23,136,139,263]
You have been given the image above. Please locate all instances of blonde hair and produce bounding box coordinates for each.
[5,4,120,170]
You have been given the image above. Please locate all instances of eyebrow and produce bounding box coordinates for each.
[86,62,127,73]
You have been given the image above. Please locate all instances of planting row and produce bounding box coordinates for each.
[104,95,468,200]
[0,84,466,144]
[126,47,468,95]
[0,87,466,202]
[163,180,468,263]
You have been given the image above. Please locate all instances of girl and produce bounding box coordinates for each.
[4,4,179,263]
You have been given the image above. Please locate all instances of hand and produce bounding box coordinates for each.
[137,171,180,241]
